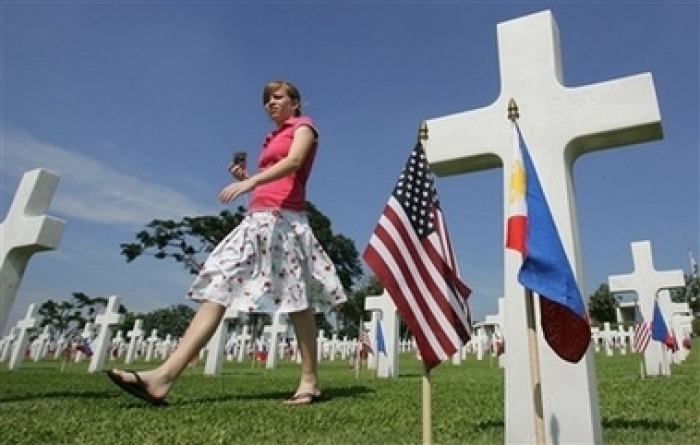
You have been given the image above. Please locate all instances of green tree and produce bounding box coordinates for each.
[120,207,247,274]
[37,299,81,336]
[38,292,111,336]
[587,284,616,325]
[137,304,198,338]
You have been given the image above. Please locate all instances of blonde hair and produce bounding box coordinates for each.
[262,80,302,116]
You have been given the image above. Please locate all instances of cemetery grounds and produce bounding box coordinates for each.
[0,342,698,445]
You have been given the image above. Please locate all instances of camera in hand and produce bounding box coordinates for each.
[233,151,247,165]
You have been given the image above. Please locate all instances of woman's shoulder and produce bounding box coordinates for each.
[287,115,315,127]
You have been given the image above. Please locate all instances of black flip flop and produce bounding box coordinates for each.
[106,370,168,407]
[283,389,322,406]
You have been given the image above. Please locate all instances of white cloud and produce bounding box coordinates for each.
[2,129,218,226]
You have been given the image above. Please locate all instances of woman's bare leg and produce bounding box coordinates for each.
[110,301,225,399]
[287,308,319,396]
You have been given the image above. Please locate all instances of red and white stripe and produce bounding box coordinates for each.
[364,198,471,370]
[634,322,651,353]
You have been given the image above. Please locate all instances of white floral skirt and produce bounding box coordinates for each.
[187,209,347,314]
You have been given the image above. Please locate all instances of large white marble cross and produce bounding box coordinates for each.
[424,10,662,444]
[608,240,684,375]
[0,169,65,334]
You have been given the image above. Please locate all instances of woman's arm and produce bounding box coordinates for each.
[219,125,316,204]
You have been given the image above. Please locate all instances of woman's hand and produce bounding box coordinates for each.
[219,178,255,204]
[228,162,249,181]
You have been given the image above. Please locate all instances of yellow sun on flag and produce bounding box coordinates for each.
[508,160,526,204]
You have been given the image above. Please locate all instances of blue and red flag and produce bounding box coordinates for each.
[76,337,93,357]
[376,317,387,356]
[506,122,590,363]
[651,300,677,351]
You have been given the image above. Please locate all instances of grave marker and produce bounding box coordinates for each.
[88,296,124,372]
[365,292,399,378]
[0,169,65,334]
[424,10,661,443]
[262,312,287,370]
[204,307,239,375]
[124,319,144,364]
[608,241,685,376]
[8,304,40,370]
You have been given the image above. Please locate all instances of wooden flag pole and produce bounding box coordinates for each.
[355,318,362,379]
[422,366,433,445]
[510,99,545,445]
[525,290,546,445]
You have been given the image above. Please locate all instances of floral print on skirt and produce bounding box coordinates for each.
[187,209,347,314]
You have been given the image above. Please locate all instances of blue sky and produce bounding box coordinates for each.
[2,1,698,334]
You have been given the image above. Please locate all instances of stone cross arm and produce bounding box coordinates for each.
[2,169,65,253]
[424,10,662,177]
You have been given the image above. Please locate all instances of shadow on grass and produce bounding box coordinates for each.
[0,390,116,404]
[473,419,504,431]
[185,384,376,404]
[116,384,377,408]
[603,417,680,431]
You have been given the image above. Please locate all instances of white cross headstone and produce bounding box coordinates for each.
[365,292,399,378]
[329,333,339,361]
[0,169,65,334]
[473,327,486,361]
[340,336,350,360]
[33,325,52,361]
[424,10,661,444]
[608,241,684,376]
[0,328,19,362]
[236,325,251,363]
[88,296,124,372]
[158,334,172,360]
[262,312,287,370]
[316,329,326,363]
[204,307,239,375]
[600,322,615,357]
[670,306,692,363]
[145,329,159,362]
[8,304,41,370]
[124,319,144,365]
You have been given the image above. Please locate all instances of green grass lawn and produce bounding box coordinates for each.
[0,346,698,445]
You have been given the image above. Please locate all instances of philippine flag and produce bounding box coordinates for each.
[376,317,387,356]
[506,122,591,363]
[651,300,677,351]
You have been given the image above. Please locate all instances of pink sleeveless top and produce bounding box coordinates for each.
[249,116,318,212]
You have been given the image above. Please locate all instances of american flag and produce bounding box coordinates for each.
[363,142,472,371]
[634,322,651,353]
[359,329,373,354]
